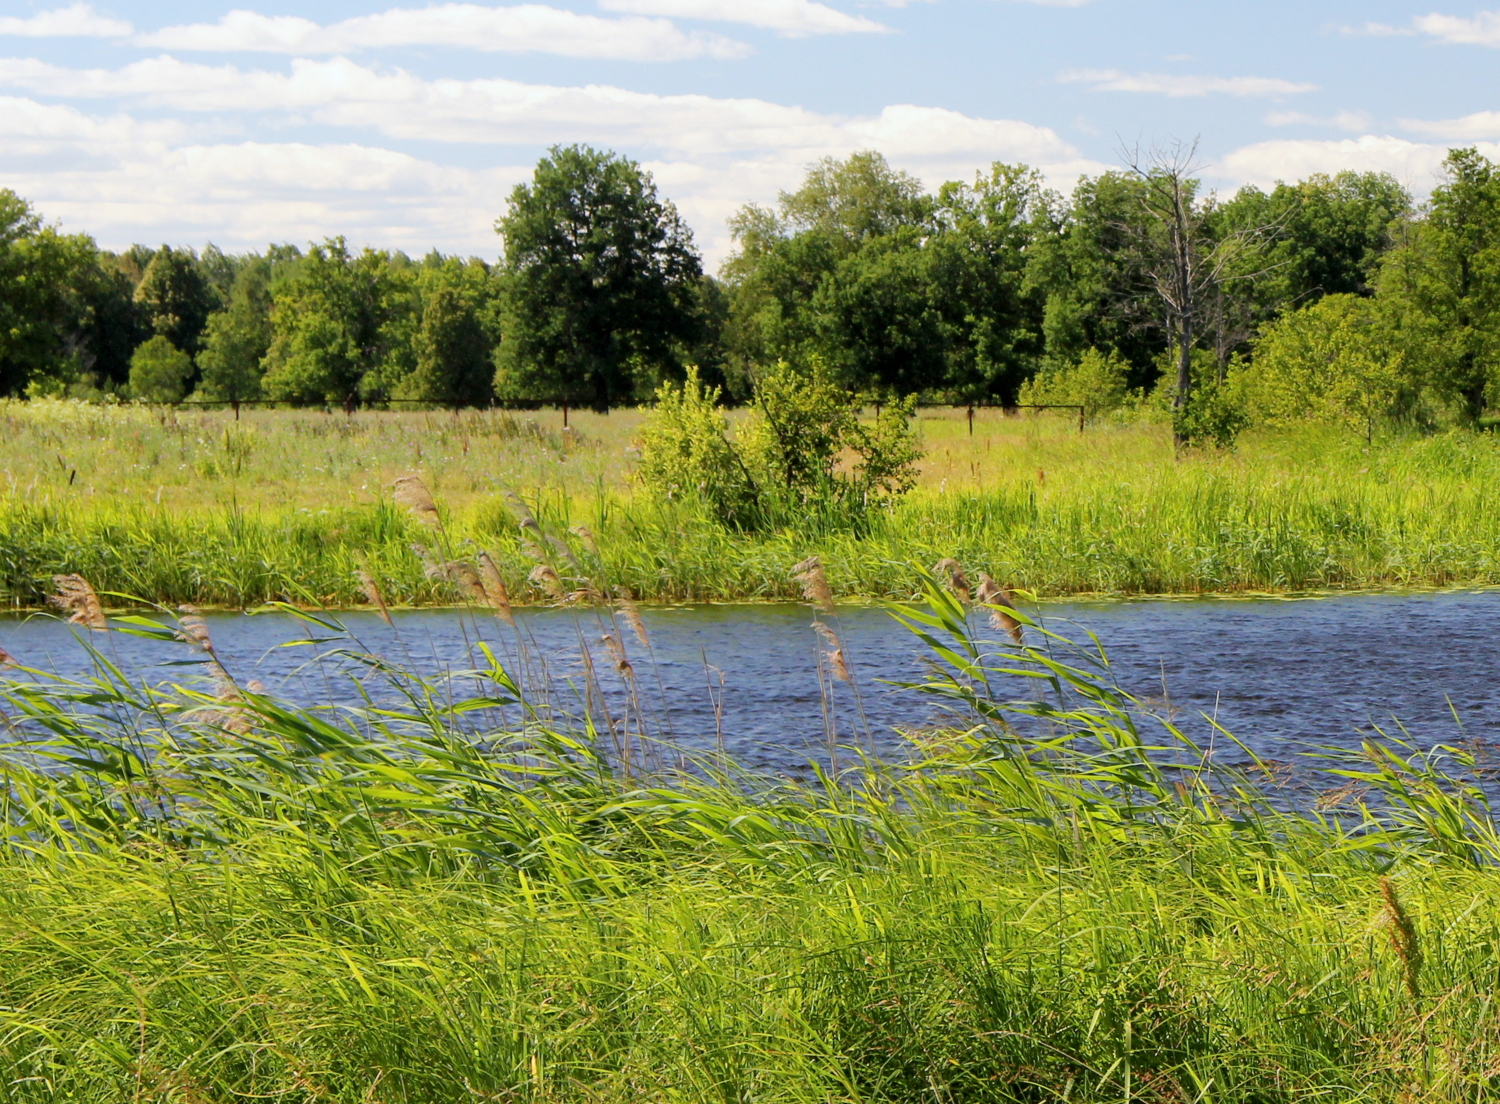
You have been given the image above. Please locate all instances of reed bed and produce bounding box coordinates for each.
[3,576,1500,1102]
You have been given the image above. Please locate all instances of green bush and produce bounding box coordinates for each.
[128,334,194,403]
[638,359,921,531]
[1017,347,1132,417]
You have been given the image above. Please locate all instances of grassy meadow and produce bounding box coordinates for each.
[3,587,1500,1102]
[3,398,1500,609]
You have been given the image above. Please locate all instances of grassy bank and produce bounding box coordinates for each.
[4,399,1500,607]
[3,588,1499,1101]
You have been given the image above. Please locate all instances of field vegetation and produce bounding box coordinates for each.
[2,578,1499,1101]
[3,396,1500,610]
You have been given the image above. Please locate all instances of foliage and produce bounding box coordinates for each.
[1017,347,1132,416]
[640,359,922,530]
[1172,371,1248,449]
[127,334,194,402]
[1242,293,1412,437]
[132,244,218,355]
[393,259,500,406]
[9,585,1500,1099]
[494,144,703,408]
[195,256,275,402]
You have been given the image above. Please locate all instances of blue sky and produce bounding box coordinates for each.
[2,0,1499,267]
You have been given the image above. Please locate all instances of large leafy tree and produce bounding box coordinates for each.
[494,145,703,408]
[1378,148,1500,420]
[197,256,278,403]
[393,256,500,405]
[133,246,218,355]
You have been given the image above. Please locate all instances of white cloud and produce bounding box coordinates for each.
[139,5,751,61]
[1059,69,1317,98]
[1399,110,1500,140]
[1265,109,1371,132]
[1339,21,1416,37]
[1412,10,1500,45]
[597,0,888,36]
[0,3,131,37]
[0,58,1105,264]
[1216,134,1500,192]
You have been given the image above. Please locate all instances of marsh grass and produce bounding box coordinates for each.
[5,400,1500,608]
[4,575,1500,1101]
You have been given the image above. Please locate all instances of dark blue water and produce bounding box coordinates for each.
[2,591,1497,774]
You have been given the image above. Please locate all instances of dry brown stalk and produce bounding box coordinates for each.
[356,567,394,626]
[813,621,851,683]
[50,574,107,631]
[933,558,972,604]
[477,552,515,626]
[528,563,565,600]
[1380,876,1422,999]
[791,556,836,613]
[976,573,1024,645]
[392,475,440,527]
[614,587,650,648]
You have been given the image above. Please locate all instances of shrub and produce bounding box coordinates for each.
[1017,347,1132,417]
[128,335,194,403]
[637,359,921,531]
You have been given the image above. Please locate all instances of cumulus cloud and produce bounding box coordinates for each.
[1059,69,1317,97]
[0,58,1106,264]
[138,5,751,61]
[0,3,131,37]
[1265,109,1371,132]
[597,0,888,36]
[1400,110,1500,140]
[1411,10,1500,45]
[1215,134,1500,192]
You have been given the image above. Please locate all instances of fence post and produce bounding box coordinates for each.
[562,401,569,429]
[232,399,240,422]
[967,405,974,437]
[1078,405,1085,433]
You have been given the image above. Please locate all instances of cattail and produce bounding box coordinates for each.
[791,556,836,613]
[976,573,1024,645]
[477,552,515,626]
[528,563,565,600]
[356,567,394,626]
[570,525,601,557]
[50,574,107,631]
[614,587,650,649]
[813,621,851,682]
[1380,876,1422,999]
[601,632,633,675]
[933,558,972,604]
[393,475,440,527]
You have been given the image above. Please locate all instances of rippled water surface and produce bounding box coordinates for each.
[3,591,1498,775]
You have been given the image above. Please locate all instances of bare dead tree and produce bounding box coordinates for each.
[1118,139,1286,442]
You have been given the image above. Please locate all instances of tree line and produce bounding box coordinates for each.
[2,142,1497,431]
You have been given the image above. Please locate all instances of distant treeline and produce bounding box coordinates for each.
[2,143,1497,423]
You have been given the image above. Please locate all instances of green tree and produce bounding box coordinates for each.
[133,246,217,355]
[396,279,495,405]
[197,258,275,403]
[129,335,193,402]
[1241,294,1410,438]
[260,239,396,403]
[1378,148,1500,421]
[495,145,703,408]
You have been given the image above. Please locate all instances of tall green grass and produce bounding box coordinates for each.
[3,581,1500,1100]
[6,425,1500,607]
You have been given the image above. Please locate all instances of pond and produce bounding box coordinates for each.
[3,589,1498,777]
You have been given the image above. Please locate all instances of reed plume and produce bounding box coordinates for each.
[933,558,972,604]
[0,644,16,667]
[813,621,851,683]
[443,561,486,603]
[477,552,515,626]
[601,632,633,675]
[528,564,565,600]
[547,534,582,572]
[792,556,836,613]
[50,574,107,631]
[976,573,1024,645]
[1380,875,1422,999]
[504,490,538,531]
[355,566,394,626]
[569,525,600,557]
[614,587,650,648]
[392,476,440,528]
